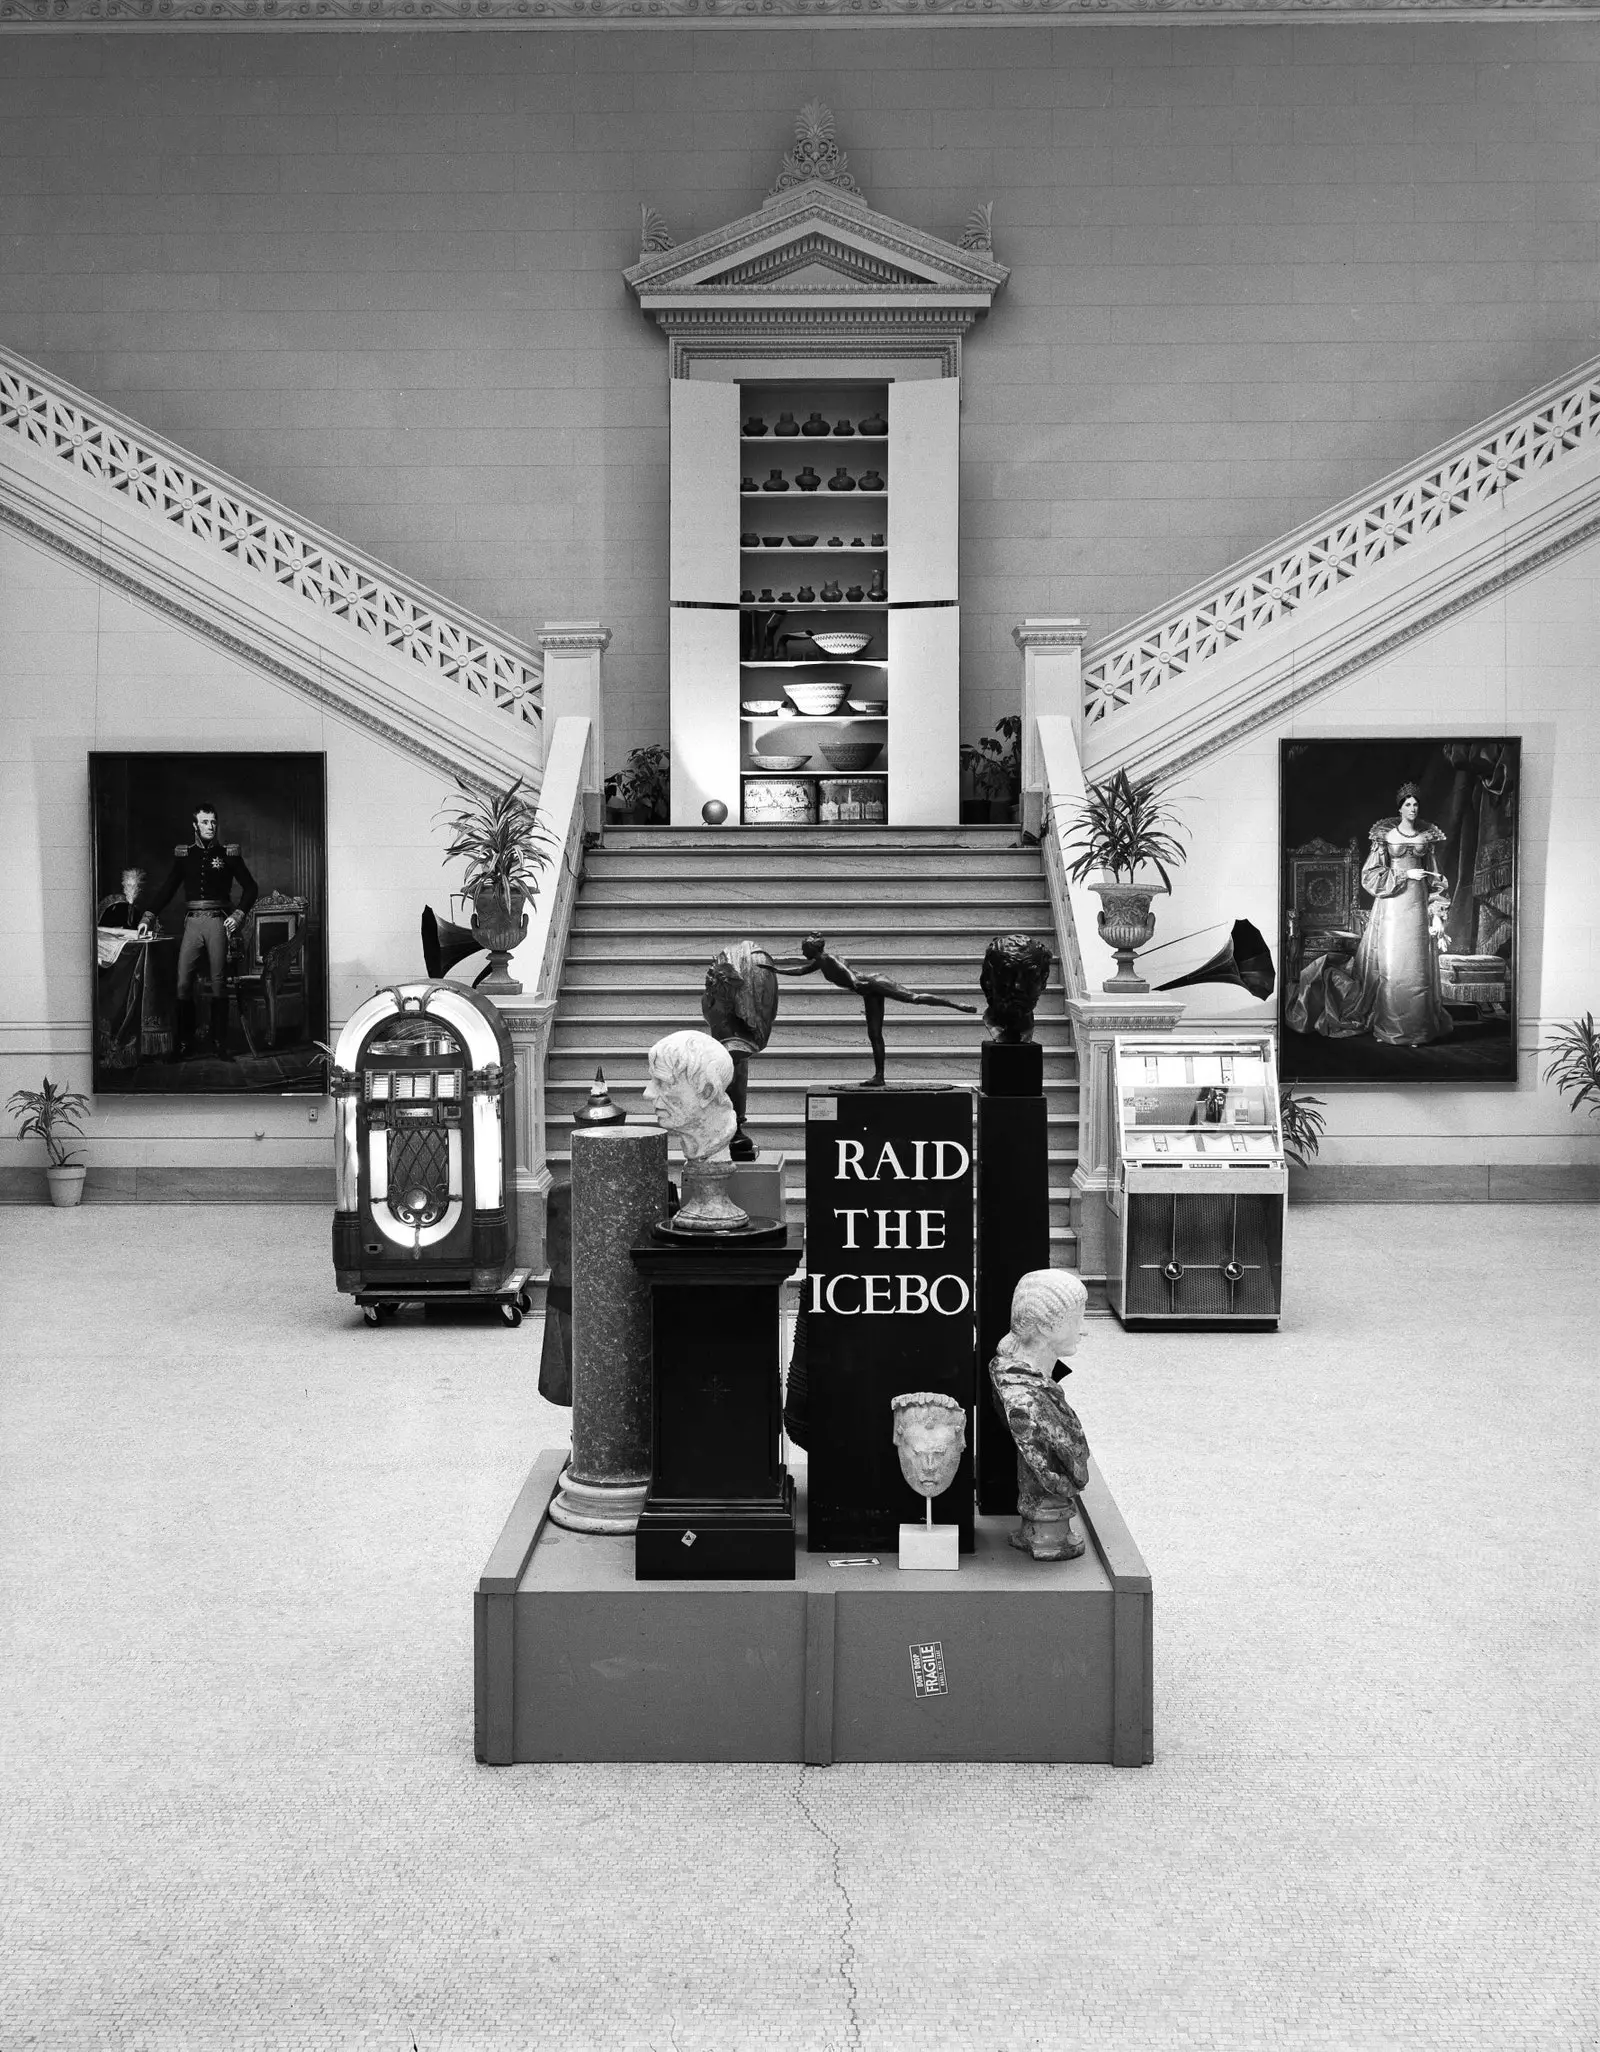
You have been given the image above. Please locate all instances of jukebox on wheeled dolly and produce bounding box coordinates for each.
[1104,1032,1286,1329]
[329,981,530,1325]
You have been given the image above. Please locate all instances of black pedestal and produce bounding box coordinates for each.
[804,1088,977,1555]
[631,1231,803,1580]
[976,1040,1052,1516]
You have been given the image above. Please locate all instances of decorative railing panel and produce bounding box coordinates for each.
[1083,361,1600,727]
[0,346,541,728]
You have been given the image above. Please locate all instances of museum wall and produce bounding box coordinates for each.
[2,24,1598,775]
[1159,535,1599,1176]
[0,522,457,1185]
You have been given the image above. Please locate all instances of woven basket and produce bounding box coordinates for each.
[743,777,817,824]
[785,679,850,716]
[819,739,882,773]
[818,778,886,825]
[747,750,811,772]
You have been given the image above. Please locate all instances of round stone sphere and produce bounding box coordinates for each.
[701,799,729,826]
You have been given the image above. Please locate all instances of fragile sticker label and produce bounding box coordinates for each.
[909,1641,948,1699]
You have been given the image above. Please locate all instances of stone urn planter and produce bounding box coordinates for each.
[471,889,529,996]
[1090,880,1166,993]
[46,1164,88,1207]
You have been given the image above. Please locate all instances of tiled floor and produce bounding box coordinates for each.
[1,1204,1593,2051]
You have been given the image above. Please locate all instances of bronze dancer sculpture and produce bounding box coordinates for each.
[768,932,976,1088]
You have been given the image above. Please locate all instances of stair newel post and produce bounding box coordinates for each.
[538,623,612,841]
[1014,619,1086,844]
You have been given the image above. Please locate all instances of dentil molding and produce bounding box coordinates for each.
[2,0,1592,25]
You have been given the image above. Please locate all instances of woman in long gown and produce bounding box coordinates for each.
[1287,786,1454,1047]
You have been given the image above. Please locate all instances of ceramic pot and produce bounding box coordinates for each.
[743,416,767,437]
[827,468,856,492]
[858,411,887,436]
[833,418,855,437]
[850,535,865,547]
[762,470,788,492]
[796,585,815,602]
[741,531,760,547]
[758,588,775,603]
[870,533,884,546]
[472,889,529,995]
[46,1165,87,1208]
[741,476,757,493]
[775,412,800,437]
[1090,881,1160,994]
[866,568,886,601]
[845,585,864,603]
[827,535,844,547]
[820,579,843,602]
[795,466,822,492]
[778,591,794,603]
[858,470,884,492]
[802,412,830,436]
[761,534,784,547]
[740,589,755,602]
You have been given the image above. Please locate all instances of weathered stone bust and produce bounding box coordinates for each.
[891,1390,967,1501]
[701,941,779,1055]
[643,1030,738,1163]
[980,933,1054,1044]
[988,1268,1092,1560]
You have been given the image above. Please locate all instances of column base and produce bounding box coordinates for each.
[548,1467,649,1534]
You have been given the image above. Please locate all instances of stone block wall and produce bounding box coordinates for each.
[2,23,1596,776]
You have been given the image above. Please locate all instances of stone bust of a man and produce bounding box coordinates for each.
[891,1390,967,1502]
[643,1030,738,1163]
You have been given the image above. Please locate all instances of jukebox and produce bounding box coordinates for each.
[330,981,521,1314]
[1105,1032,1286,1329]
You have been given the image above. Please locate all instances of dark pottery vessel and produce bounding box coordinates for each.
[870,533,884,546]
[866,567,886,601]
[761,534,784,547]
[779,591,794,603]
[845,585,865,603]
[827,535,844,546]
[833,418,855,436]
[796,585,815,602]
[775,412,800,437]
[820,579,843,602]
[762,470,789,492]
[858,470,884,492]
[743,416,767,437]
[850,535,865,546]
[741,531,760,547]
[828,468,856,491]
[858,410,887,436]
[740,588,755,602]
[802,413,830,436]
[795,466,821,492]
[758,588,775,603]
[741,476,757,492]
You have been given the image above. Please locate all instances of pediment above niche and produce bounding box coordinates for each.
[624,105,1007,336]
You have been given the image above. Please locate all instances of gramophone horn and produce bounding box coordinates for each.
[1157,918,1276,1001]
[421,905,491,985]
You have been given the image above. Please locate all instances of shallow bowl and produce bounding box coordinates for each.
[809,631,872,658]
[819,740,883,773]
[748,749,812,772]
[784,680,851,716]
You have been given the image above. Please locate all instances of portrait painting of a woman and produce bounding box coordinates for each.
[1279,738,1520,1084]
[1287,784,1454,1048]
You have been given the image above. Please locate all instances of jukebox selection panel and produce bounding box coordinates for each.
[1114,1041,1281,1164]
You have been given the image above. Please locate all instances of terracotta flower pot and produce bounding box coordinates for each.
[1090,881,1161,993]
[471,889,528,996]
[46,1164,87,1207]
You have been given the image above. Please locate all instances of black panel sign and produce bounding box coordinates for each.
[803,1088,976,1555]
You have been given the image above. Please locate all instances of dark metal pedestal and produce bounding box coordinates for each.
[976,1041,1051,1515]
[631,1230,803,1580]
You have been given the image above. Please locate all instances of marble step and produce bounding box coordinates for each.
[576,875,1051,909]
[560,944,1052,981]
[554,981,1071,1017]
[584,854,1049,886]
[600,825,1026,854]
[552,1011,1073,1051]
[568,907,1056,940]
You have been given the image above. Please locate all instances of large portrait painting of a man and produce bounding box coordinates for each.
[90,753,328,1095]
[1279,738,1519,1085]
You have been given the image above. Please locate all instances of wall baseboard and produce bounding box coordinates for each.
[1288,1164,1600,1205]
[0,1166,333,1204]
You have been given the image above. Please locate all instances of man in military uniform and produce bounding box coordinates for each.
[139,806,257,1058]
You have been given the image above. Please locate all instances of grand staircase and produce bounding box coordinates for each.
[547,825,1078,1262]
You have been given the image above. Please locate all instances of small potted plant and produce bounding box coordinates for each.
[1542,1012,1600,1121]
[6,1075,92,1206]
[433,775,554,997]
[960,715,1022,824]
[1059,767,1189,992]
[1279,1088,1328,1181]
[604,744,671,826]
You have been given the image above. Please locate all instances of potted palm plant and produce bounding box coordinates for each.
[959,715,1022,824]
[433,775,554,997]
[1059,767,1189,992]
[604,744,671,826]
[1542,1013,1600,1121]
[7,1075,92,1206]
[1279,1088,1328,1176]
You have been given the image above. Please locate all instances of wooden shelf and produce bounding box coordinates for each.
[742,434,887,446]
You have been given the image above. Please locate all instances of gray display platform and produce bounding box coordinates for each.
[475,1450,1152,1767]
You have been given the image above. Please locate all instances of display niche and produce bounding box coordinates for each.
[625,103,1007,828]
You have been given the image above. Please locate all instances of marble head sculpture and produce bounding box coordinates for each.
[989,1268,1092,1560]
[980,933,1054,1044]
[890,1391,967,1502]
[643,1030,738,1163]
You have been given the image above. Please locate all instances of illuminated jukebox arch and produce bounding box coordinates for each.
[330,981,518,1298]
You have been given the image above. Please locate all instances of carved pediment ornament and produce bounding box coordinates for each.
[769,101,863,202]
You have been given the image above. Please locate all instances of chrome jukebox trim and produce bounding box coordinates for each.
[421,984,503,1072]
[334,988,404,1073]
[335,1094,360,1211]
[471,1093,503,1212]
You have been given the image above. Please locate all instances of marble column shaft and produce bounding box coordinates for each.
[567,1125,669,1490]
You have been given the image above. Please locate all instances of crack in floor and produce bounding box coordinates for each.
[793,1765,862,2052]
